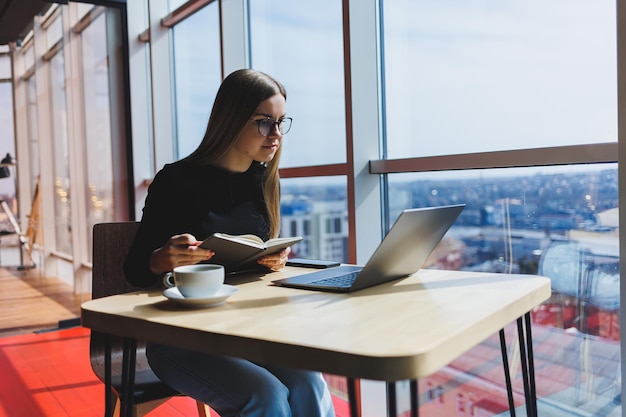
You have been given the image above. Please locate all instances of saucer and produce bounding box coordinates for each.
[163,284,238,308]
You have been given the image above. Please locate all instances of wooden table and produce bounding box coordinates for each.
[81,267,551,417]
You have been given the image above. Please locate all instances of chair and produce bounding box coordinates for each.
[91,221,212,417]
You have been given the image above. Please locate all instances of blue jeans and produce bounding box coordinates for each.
[146,343,336,417]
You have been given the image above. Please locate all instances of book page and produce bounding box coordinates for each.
[215,233,265,247]
[265,236,303,249]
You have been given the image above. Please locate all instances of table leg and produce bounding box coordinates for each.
[386,382,397,417]
[104,335,113,417]
[409,379,419,417]
[516,318,531,414]
[500,313,538,417]
[523,313,537,416]
[120,338,137,417]
[516,315,538,417]
[499,329,516,417]
[347,378,359,417]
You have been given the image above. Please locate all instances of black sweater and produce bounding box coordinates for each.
[124,160,270,288]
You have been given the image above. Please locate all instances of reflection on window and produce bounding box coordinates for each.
[389,164,620,416]
[172,3,221,159]
[249,0,346,168]
[81,12,114,259]
[280,176,348,263]
[382,0,617,158]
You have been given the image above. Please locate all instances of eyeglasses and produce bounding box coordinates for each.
[250,117,293,136]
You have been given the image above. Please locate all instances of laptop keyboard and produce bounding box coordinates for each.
[310,271,360,288]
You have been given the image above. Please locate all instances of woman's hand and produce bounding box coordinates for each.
[149,233,215,275]
[257,246,291,271]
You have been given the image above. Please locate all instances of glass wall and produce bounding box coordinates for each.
[5,2,130,285]
[48,49,72,254]
[379,0,619,415]
[0,53,15,209]
[26,76,40,200]
[249,0,347,168]
[381,0,617,159]
[171,2,222,159]
[387,165,620,415]
[81,11,115,249]
[249,0,350,265]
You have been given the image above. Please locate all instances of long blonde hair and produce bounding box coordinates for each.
[185,69,286,238]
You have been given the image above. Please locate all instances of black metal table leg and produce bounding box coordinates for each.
[120,338,137,417]
[104,335,113,417]
[516,315,538,417]
[410,379,419,417]
[386,382,397,417]
[524,313,538,416]
[517,317,532,416]
[347,378,359,417]
[499,328,516,417]
[500,314,539,417]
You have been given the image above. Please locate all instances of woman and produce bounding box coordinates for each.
[124,69,335,417]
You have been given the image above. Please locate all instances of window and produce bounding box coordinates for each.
[0,80,15,204]
[0,54,10,78]
[171,3,221,159]
[48,49,72,254]
[0,52,13,201]
[382,0,617,158]
[249,0,346,168]
[81,11,115,254]
[380,1,620,415]
[24,45,35,70]
[45,14,63,48]
[26,76,39,197]
[388,166,620,412]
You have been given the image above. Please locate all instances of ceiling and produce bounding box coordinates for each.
[0,0,51,45]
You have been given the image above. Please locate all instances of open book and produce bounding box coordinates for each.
[199,233,303,271]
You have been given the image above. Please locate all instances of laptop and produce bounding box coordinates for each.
[271,204,465,292]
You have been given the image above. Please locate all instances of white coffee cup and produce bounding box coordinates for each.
[163,264,225,298]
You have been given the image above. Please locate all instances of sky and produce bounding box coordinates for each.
[248,0,617,167]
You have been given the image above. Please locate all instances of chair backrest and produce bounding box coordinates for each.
[92,221,142,299]
[90,221,144,383]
